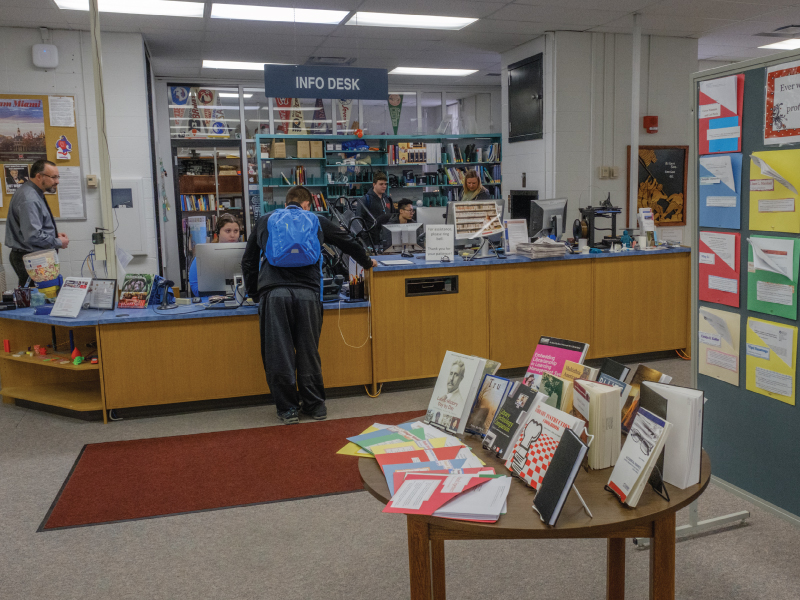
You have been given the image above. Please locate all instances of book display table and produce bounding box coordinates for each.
[359,433,711,600]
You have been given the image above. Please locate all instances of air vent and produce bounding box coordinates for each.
[753,25,800,38]
[305,56,356,66]
[486,72,501,77]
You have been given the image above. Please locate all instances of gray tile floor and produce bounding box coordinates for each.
[1,356,798,600]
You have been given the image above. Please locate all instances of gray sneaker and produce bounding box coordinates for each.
[301,403,327,421]
[277,409,300,424]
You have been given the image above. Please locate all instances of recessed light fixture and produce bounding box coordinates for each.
[347,12,477,30]
[759,39,800,50]
[219,93,253,98]
[390,67,478,76]
[54,0,204,17]
[203,60,286,70]
[211,4,348,24]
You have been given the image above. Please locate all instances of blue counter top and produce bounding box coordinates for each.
[0,297,370,327]
[372,246,690,272]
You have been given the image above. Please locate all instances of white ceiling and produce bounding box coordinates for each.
[3,0,800,83]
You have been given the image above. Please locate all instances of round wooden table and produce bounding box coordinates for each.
[359,432,711,600]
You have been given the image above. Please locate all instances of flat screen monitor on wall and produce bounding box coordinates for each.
[508,53,543,142]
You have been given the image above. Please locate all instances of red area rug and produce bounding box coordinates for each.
[41,410,425,530]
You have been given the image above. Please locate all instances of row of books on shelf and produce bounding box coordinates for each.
[343,338,704,526]
[385,142,501,165]
[180,194,217,211]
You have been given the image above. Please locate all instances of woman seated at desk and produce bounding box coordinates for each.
[462,170,491,201]
[189,213,241,296]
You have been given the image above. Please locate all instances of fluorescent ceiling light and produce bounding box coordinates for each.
[203,60,286,70]
[759,39,800,50]
[219,93,253,98]
[347,12,476,30]
[390,67,477,76]
[211,4,348,24]
[54,0,204,17]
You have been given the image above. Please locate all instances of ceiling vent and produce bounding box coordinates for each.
[305,56,356,66]
[486,72,501,77]
[753,25,800,38]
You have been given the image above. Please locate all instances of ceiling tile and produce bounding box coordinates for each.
[204,19,338,36]
[327,25,450,40]
[354,0,507,19]
[489,4,627,27]
[594,14,736,33]
[467,19,550,35]
[513,0,654,8]
[641,0,786,21]
[210,0,359,9]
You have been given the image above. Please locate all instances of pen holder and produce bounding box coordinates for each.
[13,287,31,308]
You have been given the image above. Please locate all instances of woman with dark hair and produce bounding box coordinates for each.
[188,213,241,296]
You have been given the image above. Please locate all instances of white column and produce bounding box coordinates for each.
[88,0,117,280]
[629,14,642,227]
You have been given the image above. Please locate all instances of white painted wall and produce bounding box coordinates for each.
[502,31,698,241]
[0,27,157,282]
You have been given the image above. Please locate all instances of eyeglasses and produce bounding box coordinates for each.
[42,174,60,180]
[401,207,414,212]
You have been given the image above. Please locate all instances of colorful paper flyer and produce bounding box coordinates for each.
[749,150,800,234]
[699,153,741,229]
[698,74,743,154]
[699,231,740,307]
[745,317,796,405]
[698,307,740,386]
[747,235,800,320]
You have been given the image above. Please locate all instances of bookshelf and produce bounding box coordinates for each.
[254,133,502,214]
[174,148,248,292]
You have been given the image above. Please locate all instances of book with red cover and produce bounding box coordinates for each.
[522,336,589,388]
[383,473,493,516]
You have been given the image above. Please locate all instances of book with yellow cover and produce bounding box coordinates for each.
[561,360,599,383]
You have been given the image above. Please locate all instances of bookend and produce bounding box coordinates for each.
[648,465,670,502]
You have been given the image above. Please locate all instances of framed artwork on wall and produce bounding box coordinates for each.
[627,145,688,227]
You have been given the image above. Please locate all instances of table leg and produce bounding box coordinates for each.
[649,512,676,600]
[407,516,433,600]
[431,539,446,600]
[607,537,625,600]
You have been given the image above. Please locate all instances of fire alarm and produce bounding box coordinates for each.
[32,44,59,69]
[643,115,658,134]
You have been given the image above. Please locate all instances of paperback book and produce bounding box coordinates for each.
[539,372,575,413]
[523,337,589,389]
[620,365,673,433]
[572,379,622,470]
[465,375,512,435]
[482,383,543,459]
[561,360,599,383]
[117,274,154,309]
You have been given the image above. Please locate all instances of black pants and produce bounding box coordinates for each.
[9,249,31,287]
[259,287,326,414]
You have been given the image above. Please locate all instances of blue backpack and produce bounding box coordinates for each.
[265,206,321,267]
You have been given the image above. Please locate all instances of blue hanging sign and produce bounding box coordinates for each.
[264,65,388,100]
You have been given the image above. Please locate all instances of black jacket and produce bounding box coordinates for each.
[359,189,393,226]
[242,210,373,299]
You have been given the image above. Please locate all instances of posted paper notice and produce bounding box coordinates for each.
[56,166,83,218]
[707,349,738,372]
[48,96,75,127]
[709,275,738,294]
[757,281,794,306]
[755,367,793,397]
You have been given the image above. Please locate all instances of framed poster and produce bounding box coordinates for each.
[765,60,800,145]
[627,145,688,227]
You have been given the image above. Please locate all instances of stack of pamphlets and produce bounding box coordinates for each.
[340,420,512,522]
[516,238,567,258]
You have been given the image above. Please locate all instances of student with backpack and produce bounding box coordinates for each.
[241,186,377,424]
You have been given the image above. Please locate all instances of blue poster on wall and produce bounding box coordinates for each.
[698,152,742,230]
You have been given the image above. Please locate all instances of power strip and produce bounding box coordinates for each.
[175,298,192,305]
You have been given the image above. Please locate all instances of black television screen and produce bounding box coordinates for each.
[508,53,543,142]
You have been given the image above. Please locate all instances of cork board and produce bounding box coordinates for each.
[0,94,83,220]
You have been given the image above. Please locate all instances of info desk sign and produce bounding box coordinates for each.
[264,65,389,101]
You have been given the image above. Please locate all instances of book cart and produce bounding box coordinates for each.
[688,52,800,528]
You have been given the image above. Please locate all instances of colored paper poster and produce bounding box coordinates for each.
[388,94,403,135]
[698,307,740,386]
[745,317,796,405]
[698,74,743,154]
[289,98,307,134]
[749,150,800,233]
[747,235,800,319]
[699,231,740,307]
[275,98,292,134]
[765,59,800,145]
[0,98,47,163]
[698,153,741,229]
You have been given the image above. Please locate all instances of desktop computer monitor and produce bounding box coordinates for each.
[530,198,568,240]
[383,223,424,253]
[195,242,248,295]
[415,206,447,227]
[446,201,505,247]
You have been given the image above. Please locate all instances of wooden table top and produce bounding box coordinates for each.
[359,431,711,539]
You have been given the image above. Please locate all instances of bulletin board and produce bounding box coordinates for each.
[692,57,800,518]
[0,93,85,220]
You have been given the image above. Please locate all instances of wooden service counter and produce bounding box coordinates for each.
[0,247,689,422]
[369,247,691,385]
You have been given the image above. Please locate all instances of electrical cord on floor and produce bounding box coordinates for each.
[676,349,691,360]
[364,384,383,398]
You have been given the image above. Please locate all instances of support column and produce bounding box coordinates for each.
[629,13,642,227]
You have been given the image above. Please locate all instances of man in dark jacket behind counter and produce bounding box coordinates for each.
[242,185,376,424]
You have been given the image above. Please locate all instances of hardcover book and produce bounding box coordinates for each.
[465,375,512,436]
[539,372,575,413]
[599,358,630,382]
[620,365,673,433]
[117,274,154,309]
[504,402,586,491]
[482,382,543,459]
[425,352,487,434]
[523,337,589,389]
[533,428,588,526]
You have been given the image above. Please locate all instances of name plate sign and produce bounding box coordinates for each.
[264,65,389,100]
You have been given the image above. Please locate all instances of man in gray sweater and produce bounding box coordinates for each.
[5,160,69,286]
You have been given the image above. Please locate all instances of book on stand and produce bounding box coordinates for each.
[483,383,545,460]
[606,407,671,507]
[561,360,599,382]
[424,351,487,434]
[533,428,589,526]
[571,380,622,470]
[539,372,575,413]
[465,374,512,436]
[523,336,589,389]
[620,365,673,433]
[599,358,630,382]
